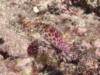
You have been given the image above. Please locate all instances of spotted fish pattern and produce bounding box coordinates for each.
[21,18,70,53]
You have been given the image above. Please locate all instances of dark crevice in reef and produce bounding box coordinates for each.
[68,59,79,65]
[0,50,19,60]
[40,64,56,72]
[0,38,5,45]
[83,5,94,14]
[0,37,13,59]
[0,50,10,59]
[71,0,93,14]
[40,64,64,75]
[71,0,100,16]
[47,4,60,15]
[94,6,100,17]
[48,69,63,75]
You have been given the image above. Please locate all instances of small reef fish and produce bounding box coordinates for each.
[21,17,70,53]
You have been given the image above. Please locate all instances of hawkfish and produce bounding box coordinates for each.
[20,17,70,53]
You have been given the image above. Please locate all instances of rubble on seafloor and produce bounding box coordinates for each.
[0,0,100,75]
